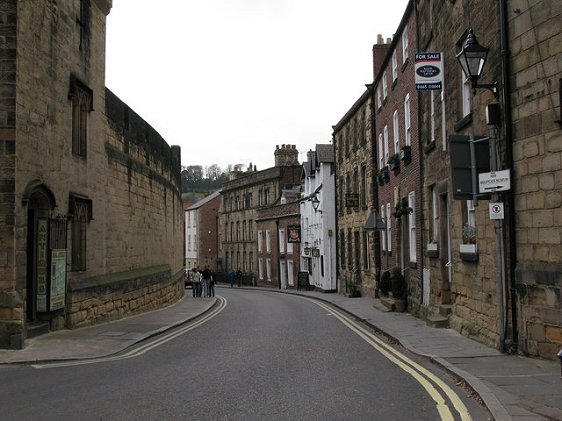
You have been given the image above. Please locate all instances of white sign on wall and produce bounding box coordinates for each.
[489,202,505,220]
[479,170,511,193]
[415,52,443,90]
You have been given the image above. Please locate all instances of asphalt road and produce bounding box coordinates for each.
[0,289,490,420]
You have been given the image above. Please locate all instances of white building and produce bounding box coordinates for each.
[300,145,337,292]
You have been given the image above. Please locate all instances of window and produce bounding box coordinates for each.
[383,125,389,164]
[377,85,382,109]
[340,230,346,267]
[69,195,92,271]
[187,235,191,252]
[383,72,388,98]
[392,50,398,81]
[287,237,293,254]
[258,258,264,279]
[347,229,352,268]
[404,94,411,146]
[266,230,271,253]
[378,133,384,169]
[279,228,286,254]
[393,110,400,153]
[258,230,263,252]
[70,76,92,158]
[77,0,91,51]
[266,258,272,281]
[430,90,436,142]
[236,221,240,240]
[361,165,367,207]
[408,192,417,263]
[381,205,387,252]
[243,221,247,240]
[461,69,472,118]
[249,220,254,240]
[287,260,294,286]
[362,231,369,269]
[402,27,409,64]
[431,186,439,243]
[386,203,392,252]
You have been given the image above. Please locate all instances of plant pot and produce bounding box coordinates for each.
[389,160,400,172]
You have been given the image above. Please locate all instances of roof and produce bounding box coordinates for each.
[187,190,221,210]
[316,144,334,164]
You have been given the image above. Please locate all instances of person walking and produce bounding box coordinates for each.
[191,268,202,297]
[208,270,215,297]
[202,266,212,297]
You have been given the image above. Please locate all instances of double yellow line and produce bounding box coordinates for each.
[33,296,228,369]
[304,297,472,421]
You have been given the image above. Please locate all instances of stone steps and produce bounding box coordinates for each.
[26,322,49,339]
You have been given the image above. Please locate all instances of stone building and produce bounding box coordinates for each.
[507,0,561,358]
[300,145,337,292]
[256,192,301,289]
[0,0,184,348]
[219,145,301,278]
[185,191,221,272]
[372,2,421,310]
[332,87,377,297]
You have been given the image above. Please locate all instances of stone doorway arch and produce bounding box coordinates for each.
[22,181,56,322]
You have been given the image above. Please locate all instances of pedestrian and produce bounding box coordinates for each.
[236,269,242,287]
[191,268,202,297]
[208,271,215,297]
[202,266,212,297]
[228,271,236,288]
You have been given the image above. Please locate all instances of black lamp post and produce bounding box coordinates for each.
[456,29,498,97]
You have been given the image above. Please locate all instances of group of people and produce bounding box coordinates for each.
[186,266,215,298]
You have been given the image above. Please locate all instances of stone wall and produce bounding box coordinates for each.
[509,0,562,358]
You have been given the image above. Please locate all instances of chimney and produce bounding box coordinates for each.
[372,34,391,81]
[274,144,299,167]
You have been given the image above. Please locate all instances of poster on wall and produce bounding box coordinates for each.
[415,52,443,90]
[50,249,67,311]
[36,219,48,312]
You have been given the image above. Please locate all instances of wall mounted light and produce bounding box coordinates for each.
[311,194,322,213]
[456,29,498,97]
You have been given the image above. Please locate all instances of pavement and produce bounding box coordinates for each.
[1,286,560,421]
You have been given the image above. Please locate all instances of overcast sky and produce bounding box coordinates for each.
[105,0,409,172]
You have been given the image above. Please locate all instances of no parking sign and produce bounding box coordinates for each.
[489,202,504,220]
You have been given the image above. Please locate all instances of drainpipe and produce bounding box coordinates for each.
[499,0,518,351]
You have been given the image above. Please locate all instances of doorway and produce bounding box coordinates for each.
[25,186,55,322]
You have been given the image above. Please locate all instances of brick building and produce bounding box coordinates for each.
[256,195,301,289]
[185,191,221,272]
[0,0,184,348]
[373,2,421,310]
[219,145,301,278]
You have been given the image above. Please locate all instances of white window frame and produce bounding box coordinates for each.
[392,50,398,81]
[266,230,271,253]
[402,27,409,64]
[404,93,411,146]
[393,110,400,153]
[381,205,387,252]
[383,125,389,164]
[258,258,264,279]
[266,258,272,281]
[462,70,472,118]
[430,90,436,142]
[287,260,294,286]
[257,230,263,252]
[279,228,286,254]
[408,192,417,263]
[431,186,438,243]
[378,133,384,169]
[377,85,382,109]
[386,203,392,252]
[383,71,388,98]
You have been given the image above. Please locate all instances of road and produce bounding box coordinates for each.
[0,288,491,420]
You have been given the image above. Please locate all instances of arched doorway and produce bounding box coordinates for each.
[23,182,56,322]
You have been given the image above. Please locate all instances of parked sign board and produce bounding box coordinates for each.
[478,170,511,193]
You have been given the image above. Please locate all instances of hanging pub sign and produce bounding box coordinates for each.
[415,52,443,90]
[346,193,359,208]
[287,225,301,243]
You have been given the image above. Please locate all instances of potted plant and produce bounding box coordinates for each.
[391,267,407,312]
[379,270,391,296]
[388,153,400,171]
[400,145,411,162]
[460,223,478,261]
[381,165,390,182]
[394,201,413,219]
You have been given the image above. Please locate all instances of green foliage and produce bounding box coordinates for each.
[379,270,391,296]
[391,267,407,299]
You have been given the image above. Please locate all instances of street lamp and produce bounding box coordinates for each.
[456,29,498,97]
[311,194,322,213]
[364,210,389,270]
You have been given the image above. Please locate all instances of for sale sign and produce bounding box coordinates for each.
[415,52,443,90]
